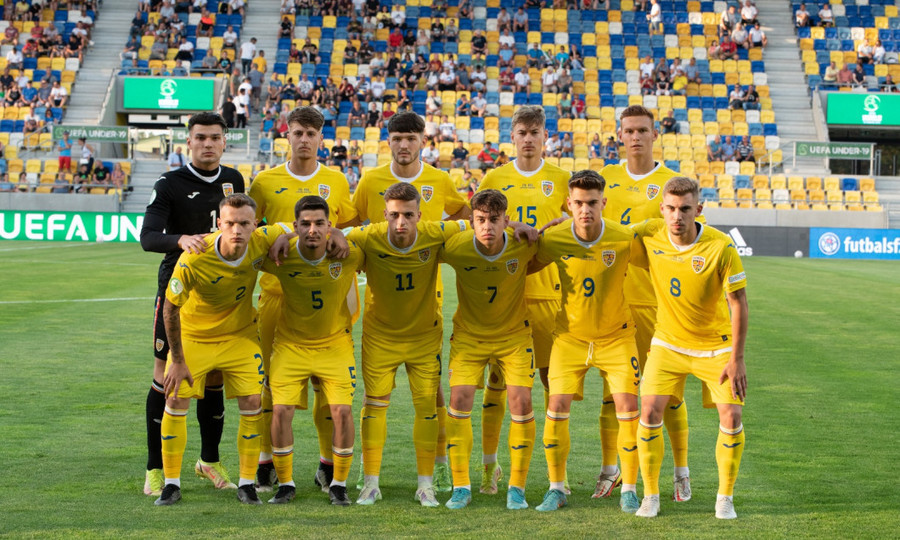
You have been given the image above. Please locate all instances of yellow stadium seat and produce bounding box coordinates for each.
[806,177,822,191]
[823,176,841,191]
[859,178,875,192]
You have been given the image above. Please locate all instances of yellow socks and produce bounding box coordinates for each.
[237,407,262,482]
[508,412,535,489]
[435,405,448,462]
[665,400,690,470]
[481,384,506,461]
[599,394,619,470]
[259,384,273,461]
[272,446,294,486]
[411,393,438,477]
[716,424,745,496]
[313,388,334,466]
[360,397,389,477]
[616,411,640,487]
[543,410,570,486]
[332,446,353,484]
[447,407,473,488]
[637,420,665,496]
[161,406,188,483]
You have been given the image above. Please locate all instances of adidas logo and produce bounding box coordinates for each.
[728,227,753,256]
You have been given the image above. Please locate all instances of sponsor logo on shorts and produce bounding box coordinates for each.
[169,277,183,295]
[318,184,330,199]
[222,183,234,197]
[155,339,165,352]
[541,180,554,197]
[646,184,660,200]
[418,248,431,262]
[506,258,519,274]
[602,249,616,267]
[728,271,746,284]
[329,262,342,279]
[420,185,434,202]
[692,256,706,273]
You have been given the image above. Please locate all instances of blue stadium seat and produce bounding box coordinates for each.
[701,187,718,201]
[842,178,859,191]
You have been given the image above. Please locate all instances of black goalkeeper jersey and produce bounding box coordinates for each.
[140,164,246,291]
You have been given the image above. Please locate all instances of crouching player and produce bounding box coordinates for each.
[156,194,288,506]
[631,177,748,519]
[263,196,364,506]
[440,189,539,510]
[529,170,642,513]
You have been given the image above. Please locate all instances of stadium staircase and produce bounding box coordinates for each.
[65,3,133,125]
[755,0,823,174]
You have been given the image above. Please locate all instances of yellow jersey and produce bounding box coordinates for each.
[600,161,678,307]
[249,161,357,295]
[440,230,537,341]
[352,161,467,223]
[477,159,570,300]
[632,219,747,351]
[165,225,287,341]
[536,218,635,341]
[262,241,364,347]
[347,219,467,339]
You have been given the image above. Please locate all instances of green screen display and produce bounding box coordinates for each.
[122,77,215,111]
[826,93,900,126]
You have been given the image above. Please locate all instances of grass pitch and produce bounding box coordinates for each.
[0,241,898,538]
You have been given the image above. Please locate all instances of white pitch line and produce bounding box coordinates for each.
[0,243,99,253]
[0,296,154,305]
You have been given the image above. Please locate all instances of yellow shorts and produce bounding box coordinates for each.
[630,304,657,369]
[168,334,264,399]
[269,334,356,407]
[361,330,442,397]
[527,298,560,370]
[450,331,535,388]
[549,332,640,400]
[641,343,744,407]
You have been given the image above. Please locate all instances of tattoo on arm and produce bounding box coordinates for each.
[163,299,184,362]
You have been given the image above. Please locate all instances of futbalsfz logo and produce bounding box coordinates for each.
[728,227,753,256]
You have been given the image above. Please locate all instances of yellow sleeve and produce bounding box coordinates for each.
[442,175,467,215]
[332,179,359,225]
[248,174,267,223]
[721,242,747,293]
[165,255,195,307]
[345,225,368,248]
[351,177,369,219]
[629,222,650,269]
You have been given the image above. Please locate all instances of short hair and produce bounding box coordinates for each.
[219,193,257,212]
[663,176,700,199]
[383,182,421,204]
[294,195,330,220]
[287,106,324,130]
[188,111,228,134]
[470,189,508,216]
[618,105,656,124]
[569,169,606,192]
[387,111,425,134]
[510,105,545,129]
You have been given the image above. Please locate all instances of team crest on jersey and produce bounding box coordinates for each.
[692,256,706,273]
[541,180,554,197]
[318,184,330,199]
[418,248,431,262]
[222,183,234,197]
[329,262,342,279]
[421,185,434,202]
[155,339,165,352]
[602,250,616,267]
[646,184,660,200]
[506,258,519,274]
[252,257,264,270]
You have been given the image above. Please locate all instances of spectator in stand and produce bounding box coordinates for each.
[655,70,671,95]
[471,91,488,118]
[455,93,471,116]
[818,3,834,27]
[541,66,558,93]
[316,141,330,163]
[647,0,663,34]
[171,60,189,77]
[640,55,655,79]
[233,88,248,128]
[740,0,758,26]
[174,36,194,62]
[424,114,439,141]
[221,95,236,127]
[557,93,573,119]
[110,163,127,191]
[514,68,531,93]
[513,7,529,31]
[6,47,23,71]
[795,3,810,27]
[742,85,760,110]
[720,35,738,59]
[560,133,574,158]
[545,132,562,158]
[445,19,458,42]
[671,68,688,95]
[720,5,740,38]
[499,66,515,92]
[439,114,456,142]
[239,37,257,75]
[721,135,736,161]
[661,110,678,134]
[388,27,403,53]
[370,75,386,101]
[348,100,366,127]
[603,136,619,160]
[640,73,655,95]
[707,135,723,161]
[331,138,348,169]
[731,23,750,50]
[219,53,233,73]
[497,7,511,31]
[93,162,111,186]
[377,102,395,128]
[749,22,767,48]
[1,23,18,46]
[451,141,469,168]
[471,29,487,55]
[201,49,218,70]
[556,68,572,93]
[52,172,71,193]
[822,61,839,87]
[50,81,68,107]
[852,62,867,88]
[729,85,745,109]
[837,63,854,87]
[873,40,886,64]
[477,141,499,170]
[882,74,898,92]
[736,136,755,162]
[421,140,440,167]
[438,66,455,91]
[346,166,359,189]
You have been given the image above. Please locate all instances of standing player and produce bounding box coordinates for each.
[631,177,748,519]
[262,196,364,506]
[593,105,689,501]
[140,112,246,497]
[349,111,471,492]
[440,189,539,510]
[347,183,468,507]
[248,106,357,493]
[476,105,569,494]
[530,171,641,513]
[155,194,284,505]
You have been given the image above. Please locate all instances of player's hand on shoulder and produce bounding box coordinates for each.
[326,228,350,259]
[538,216,566,234]
[268,232,295,266]
[178,234,208,254]
[509,221,539,245]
